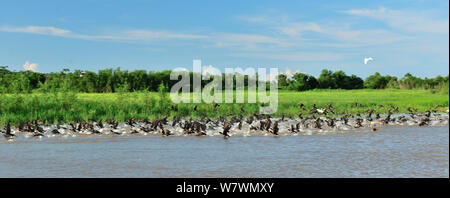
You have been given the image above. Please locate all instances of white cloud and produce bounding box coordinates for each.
[0,25,284,51]
[212,33,285,50]
[239,15,323,38]
[217,33,280,44]
[3,6,446,64]
[229,52,343,61]
[120,30,208,40]
[202,65,222,76]
[277,22,323,37]
[332,29,410,45]
[279,67,295,78]
[0,26,71,36]
[239,14,410,46]
[343,7,449,34]
[0,26,208,41]
[23,61,38,72]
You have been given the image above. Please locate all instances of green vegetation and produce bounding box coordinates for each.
[0,89,448,125]
[1,66,448,93]
[279,69,449,91]
[1,66,448,125]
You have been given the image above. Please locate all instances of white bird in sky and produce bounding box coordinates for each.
[364,57,374,64]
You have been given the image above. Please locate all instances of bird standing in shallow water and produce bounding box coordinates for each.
[221,122,231,138]
[418,117,430,126]
[354,118,363,128]
[3,122,15,141]
[51,129,60,135]
[160,127,171,136]
[35,120,44,133]
[98,120,104,128]
[326,118,335,128]
[195,129,206,136]
[314,118,322,129]
[271,121,279,135]
[290,124,295,133]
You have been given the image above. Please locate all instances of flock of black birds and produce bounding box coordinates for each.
[1,103,448,141]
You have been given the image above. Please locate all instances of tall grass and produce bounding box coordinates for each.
[0,89,448,125]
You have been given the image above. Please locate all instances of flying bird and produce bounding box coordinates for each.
[364,57,374,64]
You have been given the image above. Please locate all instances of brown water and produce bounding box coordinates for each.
[0,126,448,177]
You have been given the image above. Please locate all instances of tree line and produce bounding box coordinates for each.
[0,66,448,93]
[279,69,448,91]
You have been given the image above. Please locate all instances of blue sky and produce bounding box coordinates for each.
[0,0,448,78]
